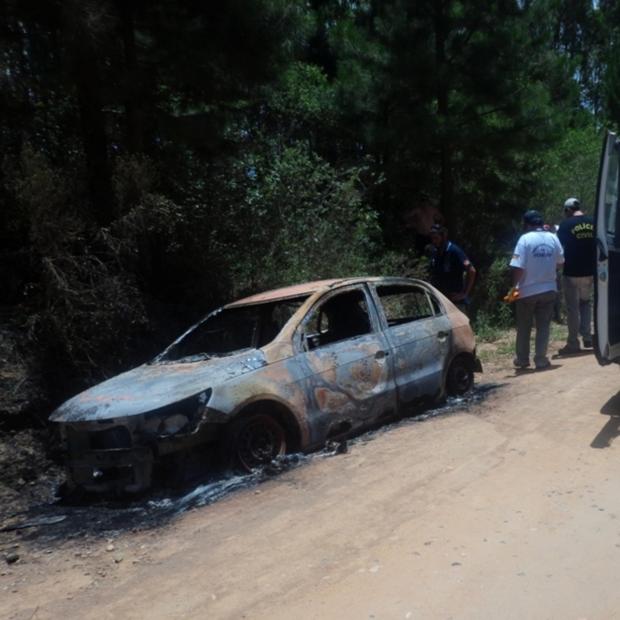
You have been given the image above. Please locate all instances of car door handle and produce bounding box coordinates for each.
[437,331,449,340]
[375,350,390,359]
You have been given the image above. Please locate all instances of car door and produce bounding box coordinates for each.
[372,282,451,405]
[294,285,398,444]
[595,131,620,365]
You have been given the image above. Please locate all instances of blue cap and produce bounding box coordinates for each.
[523,210,543,226]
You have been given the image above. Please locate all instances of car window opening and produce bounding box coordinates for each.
[161,297,308,362]
[376,285,436,326]
[304,289,372,350]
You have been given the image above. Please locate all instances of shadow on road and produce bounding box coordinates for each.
[591,392,620,449]
[506,364,562,379]
[600,391,620,416]
[551,349,594,360]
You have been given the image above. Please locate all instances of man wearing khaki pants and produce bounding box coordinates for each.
[557,197,596,354]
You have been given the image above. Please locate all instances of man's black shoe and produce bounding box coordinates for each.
[558,345,581,355]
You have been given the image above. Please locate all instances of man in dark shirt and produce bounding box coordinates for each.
[428,224,476,312]
[557,197,595,353]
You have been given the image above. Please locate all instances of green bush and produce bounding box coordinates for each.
[10,147,149,398]
[471,253,514,337]
[216,144,385,294]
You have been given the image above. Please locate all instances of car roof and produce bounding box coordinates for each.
[226,277,425,307]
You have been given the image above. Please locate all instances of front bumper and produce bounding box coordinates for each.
[67,447,154,495]
[59,415,222,495]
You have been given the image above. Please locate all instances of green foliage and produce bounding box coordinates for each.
[471,254,515,333]
[604,36,620,127]
[11,145,77,256]
[10,147,148,394]
[221,144,383,293]
[530,118,603,220]
[3,0,620,407]
[270,62,337,126]
[336,0,577,264]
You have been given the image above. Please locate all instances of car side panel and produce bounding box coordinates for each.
[207,332,397,449]
[292,332,397,445]
[383,314,451,404]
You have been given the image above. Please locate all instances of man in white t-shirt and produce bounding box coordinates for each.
[510,210,564,370]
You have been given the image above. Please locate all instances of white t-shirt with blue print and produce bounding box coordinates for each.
[509,229,564,299]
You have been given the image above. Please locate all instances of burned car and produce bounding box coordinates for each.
[50,277,482,494]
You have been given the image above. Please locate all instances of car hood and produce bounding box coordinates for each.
[49,350,267,423]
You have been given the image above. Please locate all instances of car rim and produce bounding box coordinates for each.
[235,415,285,471]
[455,367,470,392]
[449,362,473,396]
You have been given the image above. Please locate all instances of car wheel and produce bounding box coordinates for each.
[446,357,474,396]
[227,413,287,472]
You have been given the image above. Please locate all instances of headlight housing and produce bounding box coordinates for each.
[141,389,212,437]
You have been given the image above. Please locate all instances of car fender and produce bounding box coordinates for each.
[205,357,311,447]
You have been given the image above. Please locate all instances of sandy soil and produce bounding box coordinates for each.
[2,349,620,620]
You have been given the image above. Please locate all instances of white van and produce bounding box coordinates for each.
[595,131,620,365]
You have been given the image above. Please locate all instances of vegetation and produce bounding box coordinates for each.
[0,0,617,412]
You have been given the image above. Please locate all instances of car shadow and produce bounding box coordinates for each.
[591,391,620,449]
[1,384,504,547]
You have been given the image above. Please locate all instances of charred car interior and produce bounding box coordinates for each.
[50,277,482,495]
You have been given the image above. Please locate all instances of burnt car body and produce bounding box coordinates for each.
[50,277,482,494]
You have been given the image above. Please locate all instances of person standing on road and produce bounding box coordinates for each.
[510,210,564,370]
[428,224,476,313]
[556,197,596,354]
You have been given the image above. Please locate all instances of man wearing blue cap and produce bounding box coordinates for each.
[509,210,564,370]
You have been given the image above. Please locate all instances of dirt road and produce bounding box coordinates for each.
[2,351,620,620]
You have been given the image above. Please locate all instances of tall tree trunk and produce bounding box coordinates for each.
[118,0,143,153]
[434,0,453,227]
[62,2,114,226]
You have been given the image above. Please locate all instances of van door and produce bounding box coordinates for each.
[594,131,620,365]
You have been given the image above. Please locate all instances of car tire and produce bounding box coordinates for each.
[445,357,474,397]
[225,413,287,472]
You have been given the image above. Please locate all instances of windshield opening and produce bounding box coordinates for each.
[160,296,308,362]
